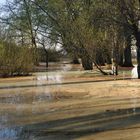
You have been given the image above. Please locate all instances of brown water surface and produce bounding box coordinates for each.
[0,64,139,140]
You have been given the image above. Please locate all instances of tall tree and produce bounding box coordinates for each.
[1,0,39,64]
[102,0,140,77]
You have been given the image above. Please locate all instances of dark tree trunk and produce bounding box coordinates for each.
[45,53,48,68]
[106,53,112,64]
[123,36,133,67]
[119,53,124,66]
[72,56,80,64]
[96,51,105,66]
[113,47,119,65]
[81,55,93,70]
[44,50,48,68]
[135,31,140,78]
[115,64,118,75]
[104,48,112,64]
[137,48,140,79]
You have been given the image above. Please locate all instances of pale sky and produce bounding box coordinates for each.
[0,0,6,4]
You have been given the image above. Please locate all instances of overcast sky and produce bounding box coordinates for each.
[0,0,6,4]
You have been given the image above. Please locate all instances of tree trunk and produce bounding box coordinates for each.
[81,55,93,70]
[113,39,120,75]
[45,51,48,68]
[93,61,109,75]
[72,56,80,64]
[123,36,133,67]
[96,51,105,66]
[119,53,123,66]
[135,31,140,78]
[115,64,118,75]
[106,52,112,64]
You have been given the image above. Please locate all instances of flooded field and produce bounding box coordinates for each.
[0,63,140,140]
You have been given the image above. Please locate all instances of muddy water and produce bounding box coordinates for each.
[0,65,140,140]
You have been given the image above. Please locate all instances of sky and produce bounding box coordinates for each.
[0,0,6,5]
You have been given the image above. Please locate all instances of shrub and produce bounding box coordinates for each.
[0,42,34,77]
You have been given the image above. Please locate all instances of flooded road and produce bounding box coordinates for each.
[0,64,140,140]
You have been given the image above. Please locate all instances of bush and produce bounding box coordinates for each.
[0,42,34,77]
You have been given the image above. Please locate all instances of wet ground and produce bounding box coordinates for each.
[0,63,140,140]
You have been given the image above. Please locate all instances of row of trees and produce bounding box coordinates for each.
[0,0,140,77]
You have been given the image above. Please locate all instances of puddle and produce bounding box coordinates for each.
[0,63,140,139]
[0,89,88,104]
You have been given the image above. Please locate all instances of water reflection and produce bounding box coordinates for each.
[2,107,140,140]
[0,90,55,104]
[33,93,52,103]
[60,64,73,71]
[0,126,23,140]
[45,62,82,72]
[36,73,63,84]
[0,63,140,139]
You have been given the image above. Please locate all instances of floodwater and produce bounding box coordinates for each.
[0,63,140,140]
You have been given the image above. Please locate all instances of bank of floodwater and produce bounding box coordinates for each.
[0,63,139,140]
